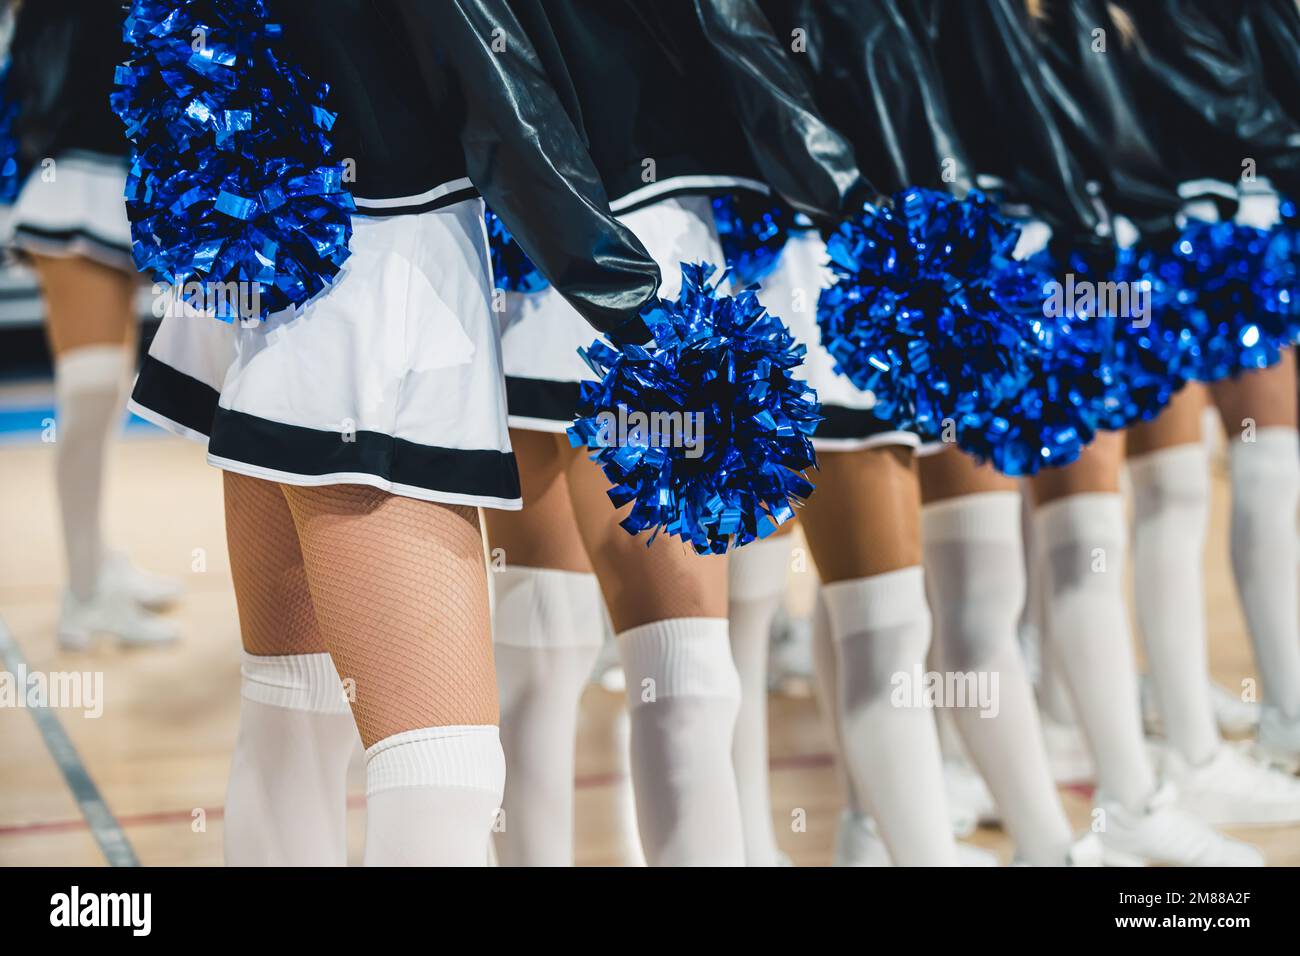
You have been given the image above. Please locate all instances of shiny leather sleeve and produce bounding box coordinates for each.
[1029,0,1181,235]
[1117,0,1300,197]
[771,0,973,195]
[394,0,660,343]
[927,0,1100,243]
[693,0,875,227]
[1241,0,1300,126]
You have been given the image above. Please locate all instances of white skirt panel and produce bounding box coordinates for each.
[499,194,724,432]
[756,229,919,452]
[129,198,521,509]
[5,151,135,273]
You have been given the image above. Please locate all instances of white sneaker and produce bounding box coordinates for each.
[1257,707,1300,773]
[1096,784,1264,867]
[101,551,183,611]
[1040,714,1096,784]
[1211,683,1259,736]
[768,607,814,692]
[945,757,1000,829]
[1012,832,1104,866]
[58,590,180,650]
[831,811,997,867]
[1167,742,1300,825]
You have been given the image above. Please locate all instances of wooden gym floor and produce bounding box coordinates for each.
[1,422,1298,866]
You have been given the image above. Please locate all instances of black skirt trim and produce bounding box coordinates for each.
[810,403,913,442]
[12,224,133,266]
[505,375,582,425]
[351,184,481,218]
[133,356,522,501]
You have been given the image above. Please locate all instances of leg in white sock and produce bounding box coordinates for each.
[618,617,744,866]
[224,652,358,866]
[922,493,1073,866]
[727,534,793,866]
[1128,444,1220,765]
[1228,428,1300,720]
[1035,494,1157,812]
[493,566,604,866]
[53,345,130,601]
[822,568,957,866]
[364,727,506,866]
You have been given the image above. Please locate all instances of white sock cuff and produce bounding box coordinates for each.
[617,617,739,707]
[365,725,506,797]
[821,566,928,636]
[727,534,793,601]
[239,651,351,715]
[1229,427,1300,479]
[1034,492,1124,544]
[1127,442,1208,489]
[493,566,605,648]
[54,344,131,395]
[921,491,1021,542]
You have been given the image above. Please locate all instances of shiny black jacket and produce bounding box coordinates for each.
[1115,0,1300,200]
[760,0,972,196]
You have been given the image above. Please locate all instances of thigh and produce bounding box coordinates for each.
[797,444,922,582]
[1210,349,1298,436]
[564,445,729,632]
[1029,430,1126,506]
[918,445,1017,504]
[33,254,137,357]
[484,429,593,573]
[282,484,496,748]
[1126,384,1205,457]
[223,472,323,656]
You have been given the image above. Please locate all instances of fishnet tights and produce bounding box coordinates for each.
[223,473,497,748]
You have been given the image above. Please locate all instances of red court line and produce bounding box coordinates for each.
[0,752,841,838]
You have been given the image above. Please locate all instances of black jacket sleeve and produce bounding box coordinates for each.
[394,0,660,343]
[693,0,875,229]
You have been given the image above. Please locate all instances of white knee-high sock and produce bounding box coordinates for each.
[922,493,1073,866]
[53,345,131,601]
[1228,428,1300,719]
[811,590,864,814]
[1128,444,1220,765]
[1035,494,1156,812]
[822,568,957,865]
[492,566,604,866]
[727,535,792,866]
[618,617,744,866]
[364,726,506,866]
[224,652,359,866]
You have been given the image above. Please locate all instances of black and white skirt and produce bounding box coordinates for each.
[756,229,919,453]
[129,197,521,510]
[500,194,724,431]
[4,151,135,274]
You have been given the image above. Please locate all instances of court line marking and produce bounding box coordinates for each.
[0,616,139,866]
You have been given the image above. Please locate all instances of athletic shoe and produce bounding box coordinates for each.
[1211,682,1259,736]
[1257,707,1300,773]
[945,757,1000,828]
[1040,713,1096,784]
[1012,832,1104,866]
[1165,742,1300,825]
[58,589,180,650]
[101,550,183,611]
[1096,784,1264,867]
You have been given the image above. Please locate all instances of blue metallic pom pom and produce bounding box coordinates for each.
[816,188,1043,442]
[0,64,22,204]
[569,263,821,555]
[711,195,791,288]
[111,0,355,321]
[484,206,548,294]
[1161,217,1300,382]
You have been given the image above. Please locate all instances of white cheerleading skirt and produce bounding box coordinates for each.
[129,198,521,510]
[500,194,724,431]
[755,229,919,453]
[4,151,135,274]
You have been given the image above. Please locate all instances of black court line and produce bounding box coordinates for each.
[0,616,139,866]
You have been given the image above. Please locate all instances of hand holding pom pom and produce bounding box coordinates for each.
[816,188,1043,442]
[112,0,354,321]
[485,206,549,294]
[569,263,821,555]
